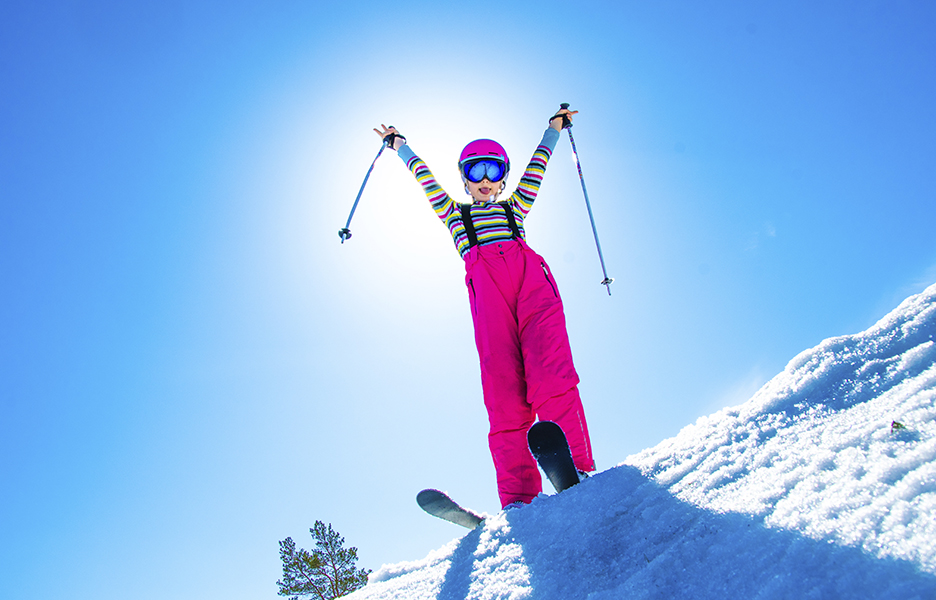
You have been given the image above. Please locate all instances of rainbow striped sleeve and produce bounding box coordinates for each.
[507,127,560,217]
[397,145,470,251]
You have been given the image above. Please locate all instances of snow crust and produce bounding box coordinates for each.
[348,283,936,599]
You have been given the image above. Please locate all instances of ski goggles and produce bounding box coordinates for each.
[461,159,508,183]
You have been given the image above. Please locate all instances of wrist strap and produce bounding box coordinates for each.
[549,113,572,129]
[384,131,406,149]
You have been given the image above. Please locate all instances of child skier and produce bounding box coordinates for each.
[374,107,594,508]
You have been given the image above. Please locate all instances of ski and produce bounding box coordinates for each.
[416,489,485,529]
[528,421,581,494]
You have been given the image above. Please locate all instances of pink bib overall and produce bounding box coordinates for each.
[465,238,594,507]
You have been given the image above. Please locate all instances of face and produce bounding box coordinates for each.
[466,177,504,203]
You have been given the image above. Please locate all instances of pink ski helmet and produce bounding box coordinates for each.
[458,139,510,182]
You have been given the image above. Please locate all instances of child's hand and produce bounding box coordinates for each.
[374,124,406,150]
[549,108,578,131]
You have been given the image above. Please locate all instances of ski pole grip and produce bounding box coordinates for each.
[383,126,406,150]
[555,103,572,129]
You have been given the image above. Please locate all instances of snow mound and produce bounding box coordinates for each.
[349,283,936,599]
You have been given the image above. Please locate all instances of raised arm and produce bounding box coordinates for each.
[373,124,460,232]
[504,106,578,217]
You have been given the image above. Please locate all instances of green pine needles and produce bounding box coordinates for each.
[277,521,371,600]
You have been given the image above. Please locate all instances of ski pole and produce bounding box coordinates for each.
[557,103,614,295]
[338,137,390,243]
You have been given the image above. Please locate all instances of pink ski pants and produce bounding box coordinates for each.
[464,238,594,508]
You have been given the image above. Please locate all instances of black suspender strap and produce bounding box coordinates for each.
[459,203,479,248]
[498,201,522,240]
[459,201,522,250]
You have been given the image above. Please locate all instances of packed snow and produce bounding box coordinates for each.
[347,283,936,599]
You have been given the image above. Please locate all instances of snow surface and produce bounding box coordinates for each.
[347,283,936,600]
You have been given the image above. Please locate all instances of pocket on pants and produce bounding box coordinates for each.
[540,262,559,298]
[467,277,478,315]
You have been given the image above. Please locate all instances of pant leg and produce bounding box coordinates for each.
[466,243,542,507]
[516,244,595,473]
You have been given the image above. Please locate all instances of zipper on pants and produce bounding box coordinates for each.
[541,262,558,297]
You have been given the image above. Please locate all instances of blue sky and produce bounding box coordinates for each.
[2,1,935,598]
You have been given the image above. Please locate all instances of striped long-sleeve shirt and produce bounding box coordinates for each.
[397,127,560,258]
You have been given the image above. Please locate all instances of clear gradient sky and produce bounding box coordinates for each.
[2,2,935,599]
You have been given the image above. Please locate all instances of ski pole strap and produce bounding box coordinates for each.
[384,132,406,150]
[549,103,573,130]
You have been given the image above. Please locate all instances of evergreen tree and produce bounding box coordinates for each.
[277,521,371,600]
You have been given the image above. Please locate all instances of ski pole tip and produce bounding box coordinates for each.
[338,228,352,243]
[601,277,614,296]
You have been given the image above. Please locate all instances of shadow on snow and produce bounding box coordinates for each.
[436,465,936,600]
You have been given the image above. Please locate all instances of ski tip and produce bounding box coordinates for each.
[416,488,443,507]
[528,421,570,459]
[417,488,484,529]
[528,420,563,438]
